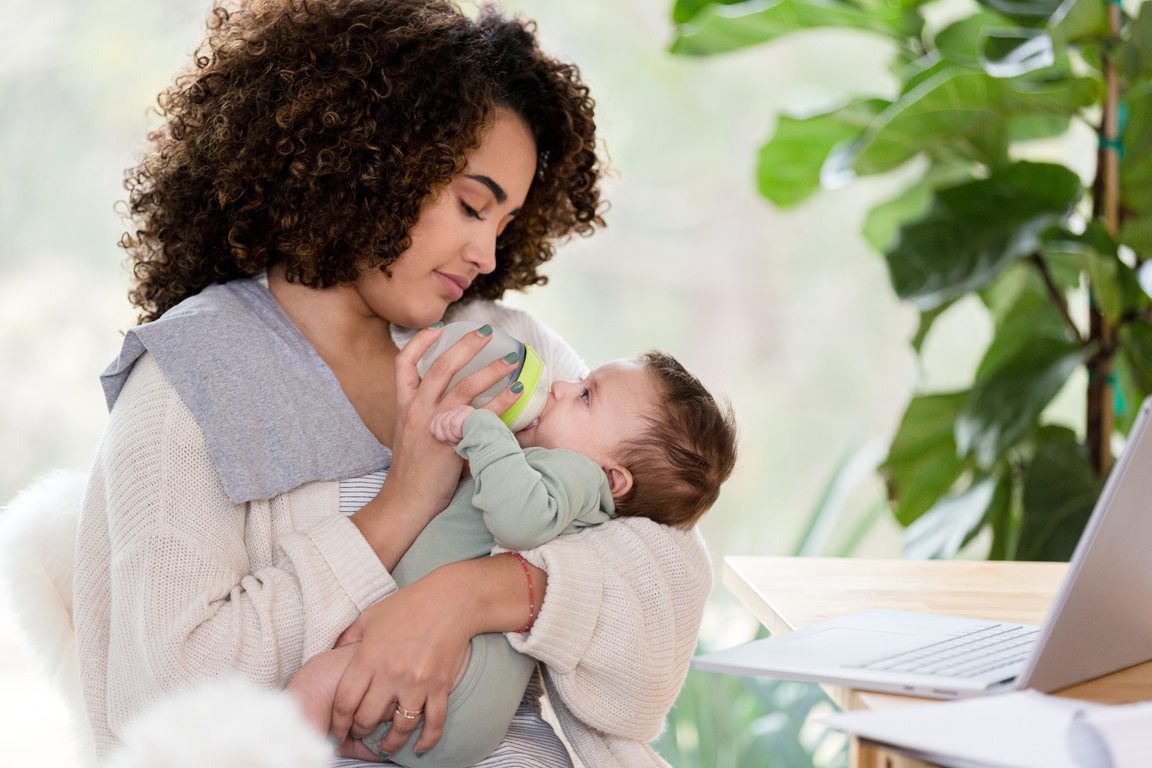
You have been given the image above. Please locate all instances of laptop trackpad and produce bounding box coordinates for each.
[774,626,924,664]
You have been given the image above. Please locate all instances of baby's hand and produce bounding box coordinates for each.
[430,405,474,445]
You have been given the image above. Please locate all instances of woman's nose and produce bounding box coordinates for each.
[465,232,498,275]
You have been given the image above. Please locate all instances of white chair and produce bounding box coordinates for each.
[0,469,95,766]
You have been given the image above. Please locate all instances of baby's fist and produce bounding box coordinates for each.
[430,405,474,445]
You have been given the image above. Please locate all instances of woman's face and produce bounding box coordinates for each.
[356,109,538,328]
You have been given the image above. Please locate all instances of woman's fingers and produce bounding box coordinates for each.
[329,663,374,743]
[477,379,525,419]
[439,351,521,409]
[413,325,502,407]
[394,323,447,407]
[376,695,428,756]
[412,693,449,756]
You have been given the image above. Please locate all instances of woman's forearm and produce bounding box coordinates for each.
[430,555,548,636]
[349,483,438,572]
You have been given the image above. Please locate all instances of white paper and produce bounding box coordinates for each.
[1068,699,1152,768]
[820,690,1103,768]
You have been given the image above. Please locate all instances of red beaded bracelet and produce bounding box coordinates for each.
[510,552,535,633]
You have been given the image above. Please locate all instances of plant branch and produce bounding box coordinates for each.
[1028,253,1082,342]
[1085,1,1125,476]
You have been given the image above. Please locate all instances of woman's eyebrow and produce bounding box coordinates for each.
[465,174,508,204]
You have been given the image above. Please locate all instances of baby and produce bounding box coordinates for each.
[288,350,738,767]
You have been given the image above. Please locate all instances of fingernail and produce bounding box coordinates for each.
[416,751,426,757]
[510,381,524,394]
[328,736,339,746]
[429,321,444,329]
[503,351,520,364]
[477,324,493,336]
[378,751,390,760]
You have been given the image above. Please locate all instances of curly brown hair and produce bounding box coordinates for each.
[121,0,604,323]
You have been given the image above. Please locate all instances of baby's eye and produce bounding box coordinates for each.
[580,388,590,404]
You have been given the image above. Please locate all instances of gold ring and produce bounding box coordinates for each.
[395,704,423,721]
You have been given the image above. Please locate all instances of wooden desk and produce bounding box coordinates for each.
[724,556,1152,767]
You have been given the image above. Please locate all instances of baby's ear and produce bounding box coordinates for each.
[603,461,633,499]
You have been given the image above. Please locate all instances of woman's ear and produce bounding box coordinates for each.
[603,461,633,499]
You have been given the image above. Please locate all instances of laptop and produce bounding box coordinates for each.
[693,397,1152,700]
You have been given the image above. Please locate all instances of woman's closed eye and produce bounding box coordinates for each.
[460,199,484,221]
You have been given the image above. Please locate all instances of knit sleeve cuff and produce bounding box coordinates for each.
[306,514,397,610]
[498,537,604,672]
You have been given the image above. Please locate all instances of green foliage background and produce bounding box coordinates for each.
[671,0,1152,562]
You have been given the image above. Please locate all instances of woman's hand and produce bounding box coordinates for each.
[351,324,524,569]
[327,555,547,756]
[327,566,474,756]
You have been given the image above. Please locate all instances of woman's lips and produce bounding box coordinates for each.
[435,271,469,300]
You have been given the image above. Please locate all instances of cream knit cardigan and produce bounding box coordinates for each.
[74,302,712,767]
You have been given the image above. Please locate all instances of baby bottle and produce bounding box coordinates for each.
[416,321,551,432]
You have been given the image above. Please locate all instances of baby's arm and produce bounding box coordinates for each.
[458,410,612,550]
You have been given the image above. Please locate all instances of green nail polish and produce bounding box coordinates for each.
[503,351,520,364]
[416,751,426,758]
[429,321,444,329]
[328,736,339,746]
[378,751,390,760]
[477,324,493,336]
[510,381,524,394]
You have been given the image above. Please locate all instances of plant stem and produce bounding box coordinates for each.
[1028,253,1081,341]
[1086,1,1124,476]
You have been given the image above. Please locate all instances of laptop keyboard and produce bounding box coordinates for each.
[848,623,1041,679]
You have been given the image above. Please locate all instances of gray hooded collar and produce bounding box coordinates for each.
[100,278,391,504]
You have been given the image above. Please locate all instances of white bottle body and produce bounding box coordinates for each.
[416,321,551,432]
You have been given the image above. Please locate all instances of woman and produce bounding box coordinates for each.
[74,1,712,766]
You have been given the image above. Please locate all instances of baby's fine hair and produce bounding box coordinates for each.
[613,351,738,529]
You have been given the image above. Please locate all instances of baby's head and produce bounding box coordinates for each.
[516,351,738,528]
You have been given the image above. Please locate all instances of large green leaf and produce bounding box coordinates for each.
[956,337,1093,466]
[987,467,1020,560]
[844,69,1099,175]
[1006,112,1072,141]
[1017,426,1100,560]
[1116,321,1152,432]
[1040,222,1145,325]
[757,99,888,208]
[1046,0,1110,46]
[863,177,938,253]
[904,475,999,558]
[981,29,1056,78]
[672,0,750,25]
[1121,215,1152,256]
[909,300,955,352]
[881,392,973,526]
[669,0,923,57]
[934,12,1018,68]
[885,161,1083,310]
[976,0,1064,27]
[1114,0,1152,79]
[974,268,1075,381]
